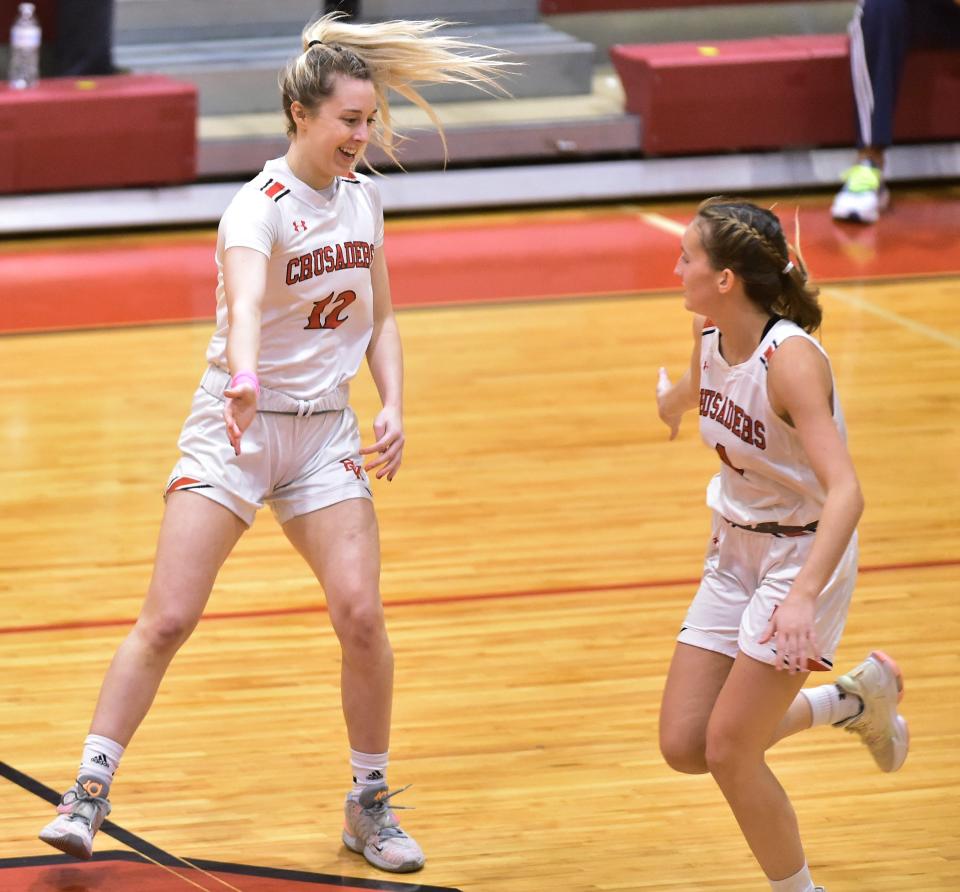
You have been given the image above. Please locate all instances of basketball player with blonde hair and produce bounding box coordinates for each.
[39,13,507,874]
[655,198,909,892]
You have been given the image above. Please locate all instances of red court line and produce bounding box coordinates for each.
[2,193,959,334]
[1,557,955,638]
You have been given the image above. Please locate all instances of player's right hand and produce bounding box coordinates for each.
[656,367,683,441]
[223,384,258,456]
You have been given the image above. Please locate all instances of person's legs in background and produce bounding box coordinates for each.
[833,0,960,222]
[55,0,115,76]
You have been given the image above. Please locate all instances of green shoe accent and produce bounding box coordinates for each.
[841,162,882,194]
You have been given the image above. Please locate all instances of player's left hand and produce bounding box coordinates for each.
[360,406,405,481]
[759,594,819,674]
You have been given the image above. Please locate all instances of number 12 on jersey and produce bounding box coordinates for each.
[304,290,356,330]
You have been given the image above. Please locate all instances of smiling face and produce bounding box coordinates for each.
[290,74,378,186]
[675,219,726,314]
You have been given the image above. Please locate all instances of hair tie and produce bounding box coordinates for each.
[308,39,323,48]
[782,260,794,275]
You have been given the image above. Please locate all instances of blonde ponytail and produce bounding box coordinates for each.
[279,12,511,165]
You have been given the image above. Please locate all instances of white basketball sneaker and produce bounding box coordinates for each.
[39,777,111,860]
[831,160,890,224]
[835,650,909,772]
[343,783,424,873]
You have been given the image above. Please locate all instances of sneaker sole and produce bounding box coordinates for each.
[342,830,424,873]
[887,714,910,773]
[866,650,910,772]
[830,189,890,225]
[342,829,363,855]
[38,828,93,860]
[831,207,879,224]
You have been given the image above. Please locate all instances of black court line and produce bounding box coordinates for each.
[1,760,179,865]
[1,762,460,892]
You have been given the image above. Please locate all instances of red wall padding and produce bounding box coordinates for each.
[0,74,197,193]
[610,37,960,156]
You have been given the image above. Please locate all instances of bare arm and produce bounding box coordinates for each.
[760,337,864,672]
[222,246,268,455]
[359,247,405,480]
[656,314,705,439]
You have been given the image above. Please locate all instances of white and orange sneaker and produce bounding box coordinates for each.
[343,783,424,873]
[39,778,111,860]
[835,651,909,772]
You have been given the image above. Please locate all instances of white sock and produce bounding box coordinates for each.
[801,683,862,727]
[770,861,815,892]
[350,749,388,794]
[79,734,124,797]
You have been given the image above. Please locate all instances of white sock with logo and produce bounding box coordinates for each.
[801,683,863,727]
[350,749,388,795]
[770,862,816,892]
[78,734,125,798]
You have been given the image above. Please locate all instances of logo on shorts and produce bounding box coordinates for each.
[340,459,365,480]
[165,476,213,496]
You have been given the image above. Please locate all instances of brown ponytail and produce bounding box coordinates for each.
[696,197,822,333]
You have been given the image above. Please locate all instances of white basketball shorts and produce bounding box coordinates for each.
[677,512,858,671]
[165,386,372,527]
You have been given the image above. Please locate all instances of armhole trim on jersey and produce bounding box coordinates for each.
[702,317,717,335]
[759,340,778,370]
[760,328,837,417]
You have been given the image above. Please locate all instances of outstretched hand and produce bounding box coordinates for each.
[223,383,258,456]
[360,406,405,481]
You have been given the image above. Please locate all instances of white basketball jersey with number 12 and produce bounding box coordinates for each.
[206,156,385,401]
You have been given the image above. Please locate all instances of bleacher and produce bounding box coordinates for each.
[0,0,957,233]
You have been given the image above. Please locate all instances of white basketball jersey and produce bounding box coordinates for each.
[206,156,384,400]
[698,317,847,528]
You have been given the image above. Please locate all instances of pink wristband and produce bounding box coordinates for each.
[229,371,260,395]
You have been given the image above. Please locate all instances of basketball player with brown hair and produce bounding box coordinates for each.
[656,198,909,892]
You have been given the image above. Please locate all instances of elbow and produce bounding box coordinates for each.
[824,474,864,524]
[846,478,865,523]
[853,481,865,522]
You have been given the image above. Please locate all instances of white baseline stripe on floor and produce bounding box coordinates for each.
[638,212,685,237]
[821,287,960,350]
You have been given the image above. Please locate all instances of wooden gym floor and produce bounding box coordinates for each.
[0,188,958,891]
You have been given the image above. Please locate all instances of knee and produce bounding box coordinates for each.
[134,610,197,655]
[333,598,390,657]
[659,730,709,775]
[704,729,754,782]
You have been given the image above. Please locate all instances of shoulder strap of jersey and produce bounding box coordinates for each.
[258,175,291,203]
[758,318,823,370]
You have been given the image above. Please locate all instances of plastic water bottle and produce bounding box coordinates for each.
[9,3,42,89]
